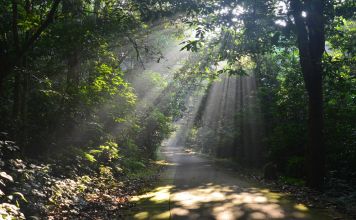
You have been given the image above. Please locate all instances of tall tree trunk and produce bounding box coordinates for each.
[12,72,21,119]
[307,65,324,188]
[11,0,21,120]
[291,0,325,188]
[19,56,30,150]
[0,58,10,96]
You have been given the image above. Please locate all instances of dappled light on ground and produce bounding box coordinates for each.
[131,185,173,204]
[171,185,287,219]
[129,180,325,220]
[154,160,177,166]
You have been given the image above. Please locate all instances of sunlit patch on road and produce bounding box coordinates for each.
[129,180,331,219]
[131,185,174,204]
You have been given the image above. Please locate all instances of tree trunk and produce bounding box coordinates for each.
[19,58,30,149]
[0,58,10,96]
[12,71,21,119]
[307,65,324,188]
[11,0,21,121]
[291,0,325,188]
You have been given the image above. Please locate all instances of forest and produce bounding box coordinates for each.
[0,0,355,219]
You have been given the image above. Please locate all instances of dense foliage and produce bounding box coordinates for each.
[0,0,199,217]
[180,0,355,187]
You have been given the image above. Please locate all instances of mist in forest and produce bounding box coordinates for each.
[167,72,266,167]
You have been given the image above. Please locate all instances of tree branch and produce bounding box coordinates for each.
[290,0,313,91]
[0,0,61,92]
[19,0,61,58]
[127,36,145,69]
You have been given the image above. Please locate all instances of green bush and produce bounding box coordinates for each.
[84,141,119,166]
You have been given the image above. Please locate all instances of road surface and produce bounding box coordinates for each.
[126,141,340,220]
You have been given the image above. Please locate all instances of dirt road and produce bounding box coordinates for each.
[127,142,340,220]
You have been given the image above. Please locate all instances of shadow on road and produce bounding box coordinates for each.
[125,147,334,220]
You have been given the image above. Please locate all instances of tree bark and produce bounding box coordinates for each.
[291,0,325,188]
[11,0,21,119]
[11,0,20,53]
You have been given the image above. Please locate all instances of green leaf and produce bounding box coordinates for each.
[84,153,97,163]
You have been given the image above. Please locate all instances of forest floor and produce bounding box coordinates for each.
[125,143,349,220]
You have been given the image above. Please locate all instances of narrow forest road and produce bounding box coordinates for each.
[126,126,340,219]
[123,29,341,220]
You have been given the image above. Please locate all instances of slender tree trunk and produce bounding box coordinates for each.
[19,57,30,149]
[12,72,21,119]
[11,0,23,123]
